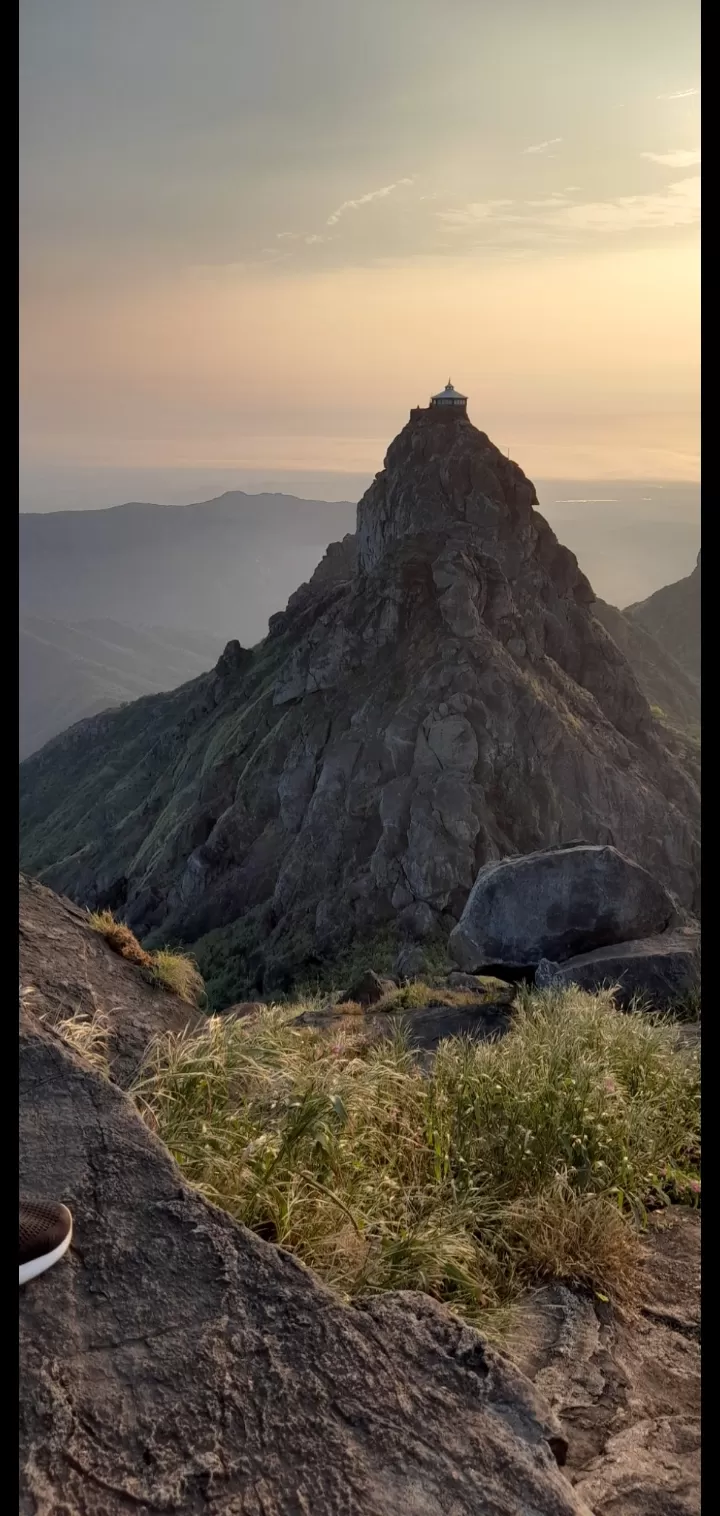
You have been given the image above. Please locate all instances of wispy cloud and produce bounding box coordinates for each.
[438,199,513,227]
[277,230,330,245]
[438,176,699,241]
[523,137,563,155]
[551,176,700,232]
[658,88,699,100]
[641,149,700,167]
[326,178,414,226]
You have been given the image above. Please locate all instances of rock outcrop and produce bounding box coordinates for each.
[20,1006,593,1516]
[20,408,700,999]
[19,873,198,1085]
[535,924,700,1007]
[449,844,679,974]
[507,1208,700,1515]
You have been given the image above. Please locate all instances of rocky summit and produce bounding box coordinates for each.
[20,405,700,999]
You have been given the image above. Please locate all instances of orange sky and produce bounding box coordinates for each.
[20,1,700,496]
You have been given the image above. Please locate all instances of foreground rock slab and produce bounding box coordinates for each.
[507,1208,700,1515]
[449,844,678,973]
[19,1009,592,1516]
[535,925,700,1007]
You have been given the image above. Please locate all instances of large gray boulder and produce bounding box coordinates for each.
[19,1008,592,1516]
[449,844,678,973]
[535,925,700,1007]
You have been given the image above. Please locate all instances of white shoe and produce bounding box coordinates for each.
[19,1199,73,1285]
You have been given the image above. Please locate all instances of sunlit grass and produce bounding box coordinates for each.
[89,909,206,1007]
[127,985,699,1323]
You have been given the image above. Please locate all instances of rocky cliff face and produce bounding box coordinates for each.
[626,552,700,685]
[20,409,700,996]
[592,598,700,740]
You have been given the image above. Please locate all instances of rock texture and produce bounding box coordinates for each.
[19,873,198,1086]
[592,598,700,737]
[449,844,679,974]
[19,1007,592,1516]
[535,924,700,1007]
[20,409,700,999]
[626,552,700,686]
[507,1208,700,1514]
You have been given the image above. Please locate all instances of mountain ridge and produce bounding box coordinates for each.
[20,409,700,1002]
[19,616,226,759]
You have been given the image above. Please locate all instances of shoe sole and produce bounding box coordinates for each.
[19,1207,73,1286]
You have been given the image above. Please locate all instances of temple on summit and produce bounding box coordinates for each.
[430,380,467,411]
[411,380,468,420]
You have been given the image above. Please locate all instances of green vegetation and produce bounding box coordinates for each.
[129,985,700,1324]
[150,948,206,1007]
[350,979,511,1016]
[192,918,423,1012]
[89,909,206,1008]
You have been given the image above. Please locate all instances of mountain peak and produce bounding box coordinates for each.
[356,411,592,614]
[20,419,700,1001]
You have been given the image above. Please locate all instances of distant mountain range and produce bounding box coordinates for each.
[19,617,224,758]
[19,492,357,644]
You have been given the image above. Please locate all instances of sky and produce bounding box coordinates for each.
[20,0,700,508]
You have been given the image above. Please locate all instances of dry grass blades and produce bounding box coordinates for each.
[89,910,206,1007]
[128,984,699,1324]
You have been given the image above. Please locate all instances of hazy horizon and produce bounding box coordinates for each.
[19,469,699,610]
[21,0,699,494]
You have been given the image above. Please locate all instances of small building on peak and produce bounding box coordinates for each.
[429,380,467,411]
[410,381,468,421]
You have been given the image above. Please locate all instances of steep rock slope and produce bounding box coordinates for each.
[19,1007,590,1516]
[592,599,700,738]
[20,615,224,758]
[626,552,700,684]
[20,410,700,992]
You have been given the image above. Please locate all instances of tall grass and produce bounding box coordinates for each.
[130,986,699,1322]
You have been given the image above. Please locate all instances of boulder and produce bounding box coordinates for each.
[449,845,678,973]
[19,1008,592,1516]
[394,944,429,980]
[534,926,700,1007]
[338,968,397,1006]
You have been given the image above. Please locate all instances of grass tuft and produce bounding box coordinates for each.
[48,1009,110,1076]
[88,909,153,968]
[128,984,699,1323]
[89,910,206,1008]
[149,948,206,1007]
